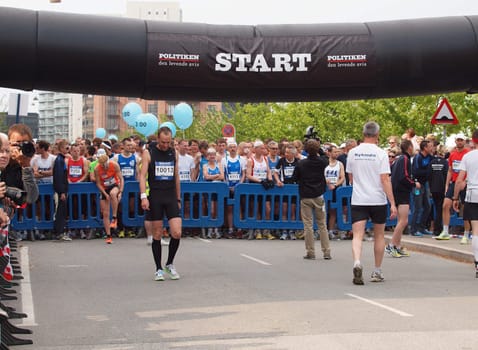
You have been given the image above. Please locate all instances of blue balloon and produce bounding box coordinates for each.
[95,128,106,139]
[173,103,193,130]
[122,102,142,127]
[160,121,177,138]
[135,113,159,137]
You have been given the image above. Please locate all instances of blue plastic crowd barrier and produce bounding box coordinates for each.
[10,181,463,233]
[11,183,103,231]
[120,181,229,229]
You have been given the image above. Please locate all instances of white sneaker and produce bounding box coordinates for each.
[206,228,213,239]
[61,234,72,241]
[161,238,170,246]
[165,264,180,280]
[147,235,153,245]
[154,269,165,281]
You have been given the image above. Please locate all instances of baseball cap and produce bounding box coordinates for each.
[96,148,106,157]
[253,140,264,148]
[455,133,466,140]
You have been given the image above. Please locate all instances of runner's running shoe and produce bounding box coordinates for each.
[370,270,385,282]
[385,243,393,255]
[353,265,364,285]
[165,264,180,280]
[154,269,165,281]
[435,231,451,240]
[395,246,410,257]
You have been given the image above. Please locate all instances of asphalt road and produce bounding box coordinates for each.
[10,236,478,350]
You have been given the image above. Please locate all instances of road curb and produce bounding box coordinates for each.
[385,235,474,264]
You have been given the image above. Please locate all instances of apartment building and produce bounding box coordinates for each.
[37,92,82,142]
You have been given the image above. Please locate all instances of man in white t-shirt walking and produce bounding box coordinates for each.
[453,129,478,278]
[346,121,397,285]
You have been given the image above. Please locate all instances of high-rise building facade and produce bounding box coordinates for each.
[82,1,222,141]
[37,1,221,142]
[37,92,82,142]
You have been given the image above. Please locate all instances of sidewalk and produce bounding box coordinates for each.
[384,233,474,264]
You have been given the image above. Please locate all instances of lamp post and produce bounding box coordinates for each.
[15,94,21,124]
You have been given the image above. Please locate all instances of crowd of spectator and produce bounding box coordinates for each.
[9,125,473,247]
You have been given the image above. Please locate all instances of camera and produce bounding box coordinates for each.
[5,187,27,206]
[18,141,36,158]
[304,126,321,142]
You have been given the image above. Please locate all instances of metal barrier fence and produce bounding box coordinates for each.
[11,182,463,232]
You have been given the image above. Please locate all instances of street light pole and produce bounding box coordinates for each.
[15,93,21,124]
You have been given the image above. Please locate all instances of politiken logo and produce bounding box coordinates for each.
[327,54,368,68]
[157,53,200,68]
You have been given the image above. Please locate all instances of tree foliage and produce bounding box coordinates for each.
[181,93,478,145]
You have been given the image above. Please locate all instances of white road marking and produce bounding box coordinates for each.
[198,238,212,243]
[19,246,38,326]
[86,315,110,322]
[240,253,272,266]
[346,293,414,317]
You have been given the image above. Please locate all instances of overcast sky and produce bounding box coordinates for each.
[0,0,478,24]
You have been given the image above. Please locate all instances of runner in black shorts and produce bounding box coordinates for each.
[139,127,182,282]
[351,205,388,225]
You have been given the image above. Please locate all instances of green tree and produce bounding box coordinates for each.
[186,92,478,144]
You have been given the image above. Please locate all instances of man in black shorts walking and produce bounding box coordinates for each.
[139,127,182,281]
[346,122,397,285]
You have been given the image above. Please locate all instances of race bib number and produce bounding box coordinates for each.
[256,170,267,180]
[155,161,174,180]
[121,168,134,177]
[284,167,294,178]
[179,170,190,182]
[328,176,338,184]
[228,173,240,181]
[104,177,116,187]
[452,160,461,173]
[69,166,82,176]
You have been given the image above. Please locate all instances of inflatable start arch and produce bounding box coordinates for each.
[0,6,477,102]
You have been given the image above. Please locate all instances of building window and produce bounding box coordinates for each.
[147,104,158,115]
[167,104,176,116]
[208,105,217,112]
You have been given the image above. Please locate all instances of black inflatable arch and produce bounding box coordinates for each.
[1,6,478,102]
